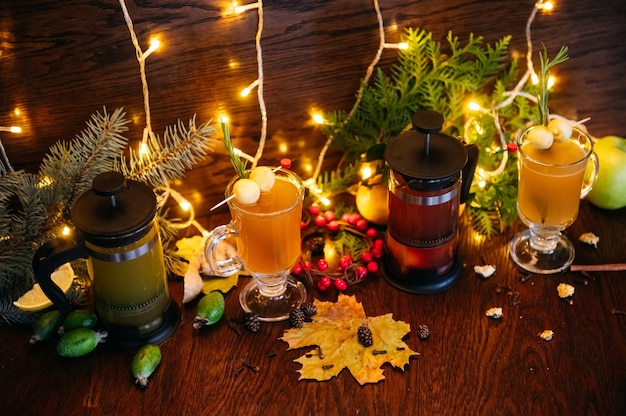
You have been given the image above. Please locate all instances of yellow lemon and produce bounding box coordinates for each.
[13,263,74,311]
[356,183,389,225]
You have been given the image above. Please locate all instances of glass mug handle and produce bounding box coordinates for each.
[204,224,244,277]
[581,152,599,199]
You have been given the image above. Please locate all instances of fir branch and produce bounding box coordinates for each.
[333,229,369,260]
[537,46,569,125]
[314,164,360,196]
[39,107,130,210]
[120,117,216,187]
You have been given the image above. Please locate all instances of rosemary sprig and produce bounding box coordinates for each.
[220,118,247,179]
[537,45,569,126]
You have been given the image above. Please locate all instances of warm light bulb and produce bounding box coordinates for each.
[179,199,191,212]
[468,101,482,112]
[139,142,149,157]
[62,226,71,236]
[531,73,539,85]
[312,113,325,125]
[234,1,259,13]
[360,164,373,181]
[37,176,54,188]
[220,115,229,124]
[0,126,21,133]
[537,1,554,11]
[144,36,161,58]
[240,79,259,97]
[547,75,556,89]
[319,196,331,207]
[383,42,409,50]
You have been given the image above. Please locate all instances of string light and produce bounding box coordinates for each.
[360,163,374,181]
[138,142,150,158]
[143,37,161,59]
[233,1,259,14]
[311,113,325,125]
[461,0,572,184]
[0,125,22,172]
[240,79,259,97]
[383,42,409,50]
[117,0,213,239]
[118,0,160,149]
[310,0,405,182]
[36,176,54,188]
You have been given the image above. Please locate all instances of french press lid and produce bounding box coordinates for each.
[70,171,157,247]
[385,110,468,185]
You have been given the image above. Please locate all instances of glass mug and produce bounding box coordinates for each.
[510,125,598,274]
[205,168,306,321]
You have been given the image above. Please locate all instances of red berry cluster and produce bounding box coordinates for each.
[295,203,384,293]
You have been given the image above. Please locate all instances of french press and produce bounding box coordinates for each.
[381,110,478,294]
[33,171,180,350]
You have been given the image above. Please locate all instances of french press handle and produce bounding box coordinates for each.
[32,237,88,316]
[461,143,479,204]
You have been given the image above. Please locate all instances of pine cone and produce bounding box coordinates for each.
[300,302,317,317]
[357,326,373,347]
[417,324,430,340]
[289,308,306,328]
[243,313,261,332]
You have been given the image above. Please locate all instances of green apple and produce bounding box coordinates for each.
[587,136,626,210]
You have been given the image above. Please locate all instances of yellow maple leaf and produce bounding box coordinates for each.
[279,294,419,385]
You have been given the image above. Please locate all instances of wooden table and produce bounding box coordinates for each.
[1,199,625,415]
[2,1,626,414]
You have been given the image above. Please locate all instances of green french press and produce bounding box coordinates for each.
[33,171,179,350]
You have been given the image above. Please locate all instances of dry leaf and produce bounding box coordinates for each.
[279,294,418,385]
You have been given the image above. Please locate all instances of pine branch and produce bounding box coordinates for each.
[120,117,216,187]
[39,107,130,211]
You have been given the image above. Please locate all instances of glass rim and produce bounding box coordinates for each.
[225,168,304,216]
[517,125,593,167]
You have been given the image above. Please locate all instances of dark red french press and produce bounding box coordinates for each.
[381,110,478,294]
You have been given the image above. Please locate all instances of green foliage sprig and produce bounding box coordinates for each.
[317,27,536,236]
[221,118,247,179]
[0,108,215,325]
[537,46,569,125]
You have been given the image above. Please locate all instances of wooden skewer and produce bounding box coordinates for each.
[570,264,626,272]
[209,194,236,211]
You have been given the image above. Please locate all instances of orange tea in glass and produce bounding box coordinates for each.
[510,125,598,274]
[205,168,306,321]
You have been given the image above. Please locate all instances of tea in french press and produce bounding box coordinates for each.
[381,110,478,294]
[33,172,180,350]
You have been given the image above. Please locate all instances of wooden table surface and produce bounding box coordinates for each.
[1,200,625,415]
[1,1,626,415]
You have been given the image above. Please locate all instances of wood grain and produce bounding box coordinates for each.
[1,1,626,415]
